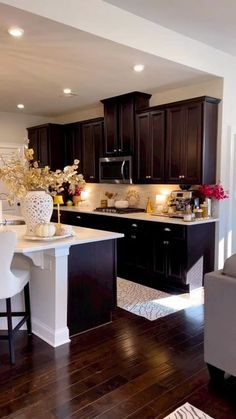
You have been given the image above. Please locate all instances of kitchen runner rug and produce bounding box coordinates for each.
[117,278,204,321]
[163,402,213,418]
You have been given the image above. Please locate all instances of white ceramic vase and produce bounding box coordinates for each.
[21,190,53,235]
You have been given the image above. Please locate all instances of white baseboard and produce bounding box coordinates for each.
[32,317,70,347]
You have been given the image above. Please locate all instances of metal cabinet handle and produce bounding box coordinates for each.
[76,216,81,219]
[131,223,138,228]
[179,175,185,179]
[114,149,117,152]
[131,235,136,239]
[118,148,122,152]
[163,240,169,246]
[164,228,171,232]
[89,176,95,179]
[146,175,151,179]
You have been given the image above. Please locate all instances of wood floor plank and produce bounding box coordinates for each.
[0,305,235,419]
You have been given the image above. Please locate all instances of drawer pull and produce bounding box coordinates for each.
[164,228,171,232]
[131,223,138,228]
[76,216,81,219]
[163,240,169,246]
[89,176,95,179]
[131,235,136,239]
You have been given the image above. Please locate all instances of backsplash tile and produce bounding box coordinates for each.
[79,183,179,210]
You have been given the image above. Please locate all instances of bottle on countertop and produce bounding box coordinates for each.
[145,197,154,214]
[183,204,193,222]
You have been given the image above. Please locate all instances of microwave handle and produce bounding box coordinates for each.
[121,160,125,181]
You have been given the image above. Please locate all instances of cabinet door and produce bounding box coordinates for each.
[165,106,185,183]
[38,126,50,167]
[166,239,186,284]
[135,112,151,182]
[182,102,202,184]
[27,128,39,162]
[150,110,165,182]
[118,97,134,155]
[103,101,118,155]
[82,121,103,182]
[64,123,82,168]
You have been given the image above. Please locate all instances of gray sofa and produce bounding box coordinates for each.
[204,254,236,381]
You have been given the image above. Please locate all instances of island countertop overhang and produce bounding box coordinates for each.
[2,223,124,254]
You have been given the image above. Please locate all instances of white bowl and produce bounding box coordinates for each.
[115,200,129,209]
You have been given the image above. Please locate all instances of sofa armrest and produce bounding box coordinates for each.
[204,270,236,375]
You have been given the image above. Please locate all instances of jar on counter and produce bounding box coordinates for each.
[194,207,203,219]
[200,201,209,218]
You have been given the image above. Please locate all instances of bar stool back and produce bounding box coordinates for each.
[0,231,31,364]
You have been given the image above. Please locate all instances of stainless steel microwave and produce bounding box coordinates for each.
[99,156,132,184]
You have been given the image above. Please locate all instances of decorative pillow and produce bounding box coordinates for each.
[222,254,236,277]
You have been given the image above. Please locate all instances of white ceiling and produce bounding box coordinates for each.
[105,0,236,56]
[0,3,215,117]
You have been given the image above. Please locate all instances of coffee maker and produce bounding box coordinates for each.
[168,189,199,217]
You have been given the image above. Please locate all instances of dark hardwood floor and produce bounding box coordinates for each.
[0,306,236,419]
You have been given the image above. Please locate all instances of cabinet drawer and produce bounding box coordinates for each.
[155,223,185,239]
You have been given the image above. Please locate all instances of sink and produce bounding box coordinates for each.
[0,219,25,225]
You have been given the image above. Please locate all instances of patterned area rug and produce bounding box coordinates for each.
[117,278,204,321]
[164,402,213,418]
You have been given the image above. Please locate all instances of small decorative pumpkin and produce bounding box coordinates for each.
[35,222,56,238]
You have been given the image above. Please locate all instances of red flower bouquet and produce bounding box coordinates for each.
[198,182,229,200]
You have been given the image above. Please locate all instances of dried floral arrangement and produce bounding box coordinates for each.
[198,182,229,200]
[0,144,86,203]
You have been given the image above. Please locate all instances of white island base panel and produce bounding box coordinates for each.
[0,223,123,347]
[28,247,70,347]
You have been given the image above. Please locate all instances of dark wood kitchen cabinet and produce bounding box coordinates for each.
[101,91,151,157]
[64,118,103,182]
[64,122,82,166]
[54,209,216,292]
[27,123,65,170]
[165,96,220,185]
[81,118,103,182]
[135,109,165,183]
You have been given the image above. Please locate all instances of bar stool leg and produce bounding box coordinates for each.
[24,283,32,336]
[6,298,15,365]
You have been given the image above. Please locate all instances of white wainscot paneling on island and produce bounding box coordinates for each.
[0,221,123,347]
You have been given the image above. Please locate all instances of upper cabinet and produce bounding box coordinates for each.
[27,123,65,170]
[81,118,104,182]
[101,91,151,157]
[135,109,165,183]
[165,97,220,185]
[64,118,104,183]
[135,96,220,185]
[64,123,82,167]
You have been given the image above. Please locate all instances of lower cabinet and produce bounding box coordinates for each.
[52,210,215,292]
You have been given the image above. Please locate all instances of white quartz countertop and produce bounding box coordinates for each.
[59,206,219,226]
[1,221,123,254]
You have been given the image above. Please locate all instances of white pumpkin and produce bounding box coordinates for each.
[35,222,56,238]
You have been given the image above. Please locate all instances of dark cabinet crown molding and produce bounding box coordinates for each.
[100,91,152,103]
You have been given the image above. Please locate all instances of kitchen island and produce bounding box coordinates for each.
[2,223,123,347]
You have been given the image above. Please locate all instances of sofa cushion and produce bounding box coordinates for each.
[222,254,236,277]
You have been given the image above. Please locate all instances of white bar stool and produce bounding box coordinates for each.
[0,231,31,364]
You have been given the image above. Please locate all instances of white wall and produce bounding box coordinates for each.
[54,77,223,123]
[0,112,51,144]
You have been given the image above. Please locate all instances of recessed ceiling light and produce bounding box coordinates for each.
[63,88,72,94]
[8,27,24,38]
[133,64,145,72]
[17,103,24,109]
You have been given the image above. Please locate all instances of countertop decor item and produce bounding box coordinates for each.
[198,182,229,200]
[53,195,64,225]
[21,190,54,235]
[115,200,129,209]
[35,222,56,238]
[0,144,83,202]
[126,189,140,207]
[0,143,85,234]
